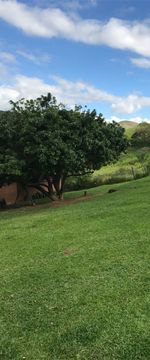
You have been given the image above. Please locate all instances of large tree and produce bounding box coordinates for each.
[0,94,128,199]
[0,110,23,187]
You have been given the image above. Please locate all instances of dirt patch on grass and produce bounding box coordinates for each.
[13,194,93,213]
[52,195,92,208]
[63,248,78,256]
[5,191,107,213]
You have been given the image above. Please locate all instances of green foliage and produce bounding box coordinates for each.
[0,111,23,186]
[0,177,150,359]
[125,125,138,139]
[0,94,128,196]
[131,122,150,147]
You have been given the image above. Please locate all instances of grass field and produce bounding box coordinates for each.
[0,177,150,359]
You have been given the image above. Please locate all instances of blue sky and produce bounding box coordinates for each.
[0,0,150,122]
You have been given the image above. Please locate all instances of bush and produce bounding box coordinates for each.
[131,123,150,147]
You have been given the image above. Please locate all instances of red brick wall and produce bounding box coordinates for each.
[0,182,46,205]
[0,183,18,205]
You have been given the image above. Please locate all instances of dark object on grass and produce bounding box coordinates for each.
[84,191,87,197]
[108,189,118,194]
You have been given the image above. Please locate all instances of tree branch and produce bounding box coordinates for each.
[28,183,54,200]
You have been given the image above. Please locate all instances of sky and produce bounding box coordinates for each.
[0,0,150,122]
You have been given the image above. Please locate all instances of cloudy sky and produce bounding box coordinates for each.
[0,0,150,122]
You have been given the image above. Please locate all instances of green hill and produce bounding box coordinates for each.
[119,121,138,138]
[119,120,138,128]
[0,177,149,359]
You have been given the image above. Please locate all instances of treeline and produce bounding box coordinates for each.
[0,93,128,199]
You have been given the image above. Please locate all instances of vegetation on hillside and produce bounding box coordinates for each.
[131,122,150,147]
[119,121,138,138]
[70,121,150,190]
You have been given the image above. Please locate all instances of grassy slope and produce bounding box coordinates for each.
[125,126,138,139]
[119,120,138,129]
[0,177,150,360]
[91,124,149,183]
[93,147,149,181]
[119,121,138,138]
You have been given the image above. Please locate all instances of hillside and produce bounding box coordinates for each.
[91,122,150,187]
[119,120,138,129]
[0,177,149,359]
[119,121,138,138]
[67,144,150,191]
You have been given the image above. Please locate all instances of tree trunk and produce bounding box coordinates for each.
[53,174,65,200]
[46,177,57,200]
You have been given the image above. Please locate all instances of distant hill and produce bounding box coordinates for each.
[119,120,138,129]
[119,121,138,138]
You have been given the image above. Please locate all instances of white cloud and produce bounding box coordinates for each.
[112,94,150,114]
[51,75,115,105]
[129,116,150,123]
[57,0,97,11]
[1,74,150,116]
[0,75,115,109]
[107,115,150,124]
[0,86,19,109]
[33,0,97,11]
[112,95,142,114]
[0,61,13,80]
[16,50,51,65]
[0,51,16,63]
[0,1,150,57]
[131,57,150,69]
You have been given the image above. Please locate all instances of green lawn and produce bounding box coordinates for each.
[0,177,150,359]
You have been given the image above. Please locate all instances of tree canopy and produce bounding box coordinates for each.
[0,94,128,199]
[131,122,150,148]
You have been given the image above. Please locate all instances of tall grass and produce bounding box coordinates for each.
[65,147,150,191]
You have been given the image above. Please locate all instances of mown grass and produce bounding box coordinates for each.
[0,177,150,359]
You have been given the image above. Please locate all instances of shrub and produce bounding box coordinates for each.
[131,123,150,147]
